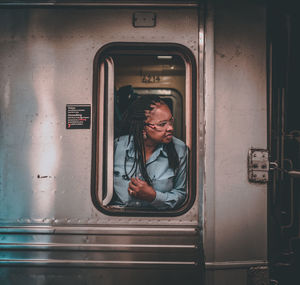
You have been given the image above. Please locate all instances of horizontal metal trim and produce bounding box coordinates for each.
[205,260,268,270]
[0,225,198,235]
[0,1,200,7]
[0,259,197,268]
[0,243,196,252]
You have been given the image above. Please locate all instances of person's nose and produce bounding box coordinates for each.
[166,122,174,132]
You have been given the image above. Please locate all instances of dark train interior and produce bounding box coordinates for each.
[267,0,300,284]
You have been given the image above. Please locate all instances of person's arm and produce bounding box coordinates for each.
[150,146,188,210]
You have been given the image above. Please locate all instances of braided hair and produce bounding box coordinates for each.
[120,95,179,185]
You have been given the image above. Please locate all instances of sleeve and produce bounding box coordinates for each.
[150,146,188,210]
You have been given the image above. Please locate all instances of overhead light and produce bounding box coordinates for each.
[157,56,173,59]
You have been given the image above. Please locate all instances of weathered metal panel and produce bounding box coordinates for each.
[0,7,199,226]
[204,0,267,272]
[0,5,203,284]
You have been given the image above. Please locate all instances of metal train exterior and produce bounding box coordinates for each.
[1,1,299,284]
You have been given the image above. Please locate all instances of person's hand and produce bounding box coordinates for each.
[128,177,156,202]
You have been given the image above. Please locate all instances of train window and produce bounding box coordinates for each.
[91,43,196,216]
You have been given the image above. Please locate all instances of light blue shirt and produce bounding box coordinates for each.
[112,135,188,210]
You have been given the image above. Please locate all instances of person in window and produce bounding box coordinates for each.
[112,95,188,210]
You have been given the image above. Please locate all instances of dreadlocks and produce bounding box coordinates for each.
[120,95,179,185]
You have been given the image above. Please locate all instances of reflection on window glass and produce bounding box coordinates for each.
[110,54,188,210]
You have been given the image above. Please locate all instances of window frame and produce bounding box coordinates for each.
[91,42,197,216]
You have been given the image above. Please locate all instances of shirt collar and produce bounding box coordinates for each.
[146,144,168,165]
[125,135,168,159]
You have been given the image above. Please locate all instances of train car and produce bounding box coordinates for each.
[0,0,299,284]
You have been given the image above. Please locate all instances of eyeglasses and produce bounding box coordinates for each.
[145,117,174,131]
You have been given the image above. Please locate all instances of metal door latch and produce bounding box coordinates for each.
[248,148,269,183]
